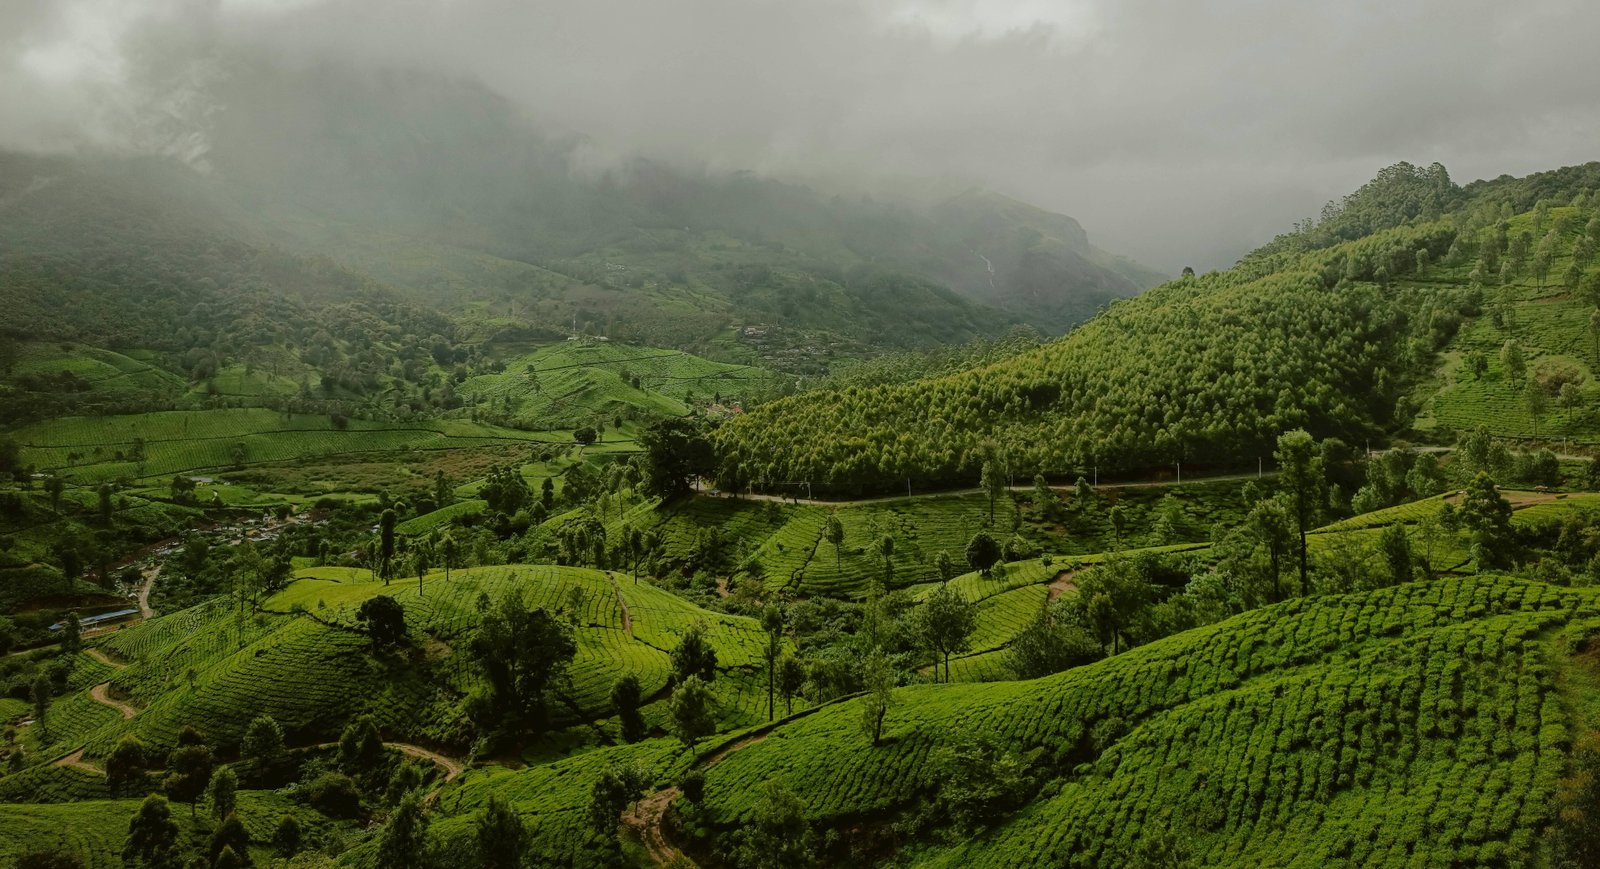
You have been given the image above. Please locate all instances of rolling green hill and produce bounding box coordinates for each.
[717,162,1600,494]
[323,573,1600,868]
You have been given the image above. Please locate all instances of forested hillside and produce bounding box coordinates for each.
[0,60,1161,374]
[718,162,1600,494]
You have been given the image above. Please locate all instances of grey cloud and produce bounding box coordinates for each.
[2,0,1599,271]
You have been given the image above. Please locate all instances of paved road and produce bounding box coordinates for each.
[714,471,1275,509]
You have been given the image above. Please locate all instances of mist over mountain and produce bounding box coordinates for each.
[1,55,1164,354]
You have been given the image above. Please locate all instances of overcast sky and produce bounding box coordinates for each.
[4,0,1600,271]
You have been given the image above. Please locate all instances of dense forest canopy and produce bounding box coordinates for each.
[714,160,1600,494]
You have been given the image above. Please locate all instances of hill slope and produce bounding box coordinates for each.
[0,60,1161,363]
[404,574,1599,867]
[717,161,1600,493]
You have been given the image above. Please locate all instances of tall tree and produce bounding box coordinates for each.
[379,508,397,583]
[475,794,527,869]
[106,735,147,797]
[241,714,287,778]
[1245,498,1295,602]
[30,675,51,744]
[1460,471,1514,568]
[825,513,845,572]
[122,794,181,869]
[1501,339,1526,385]
[778,656,806,716]
[980,458,1005,526]
[874,534,895,585]
[356,595,408,652]
[205,765,237,823]
[411,547,430,598]
[611,674,647,743]
[919,584,977,683]
[638,416,715,497]
[762,606,785,721]
[859,648,896,747]
[732,780,816,869]
[376,791,431,869]
[670,621,719,684]
[669,676,716,746]
[44,475,64,513]
[1378,523,1414,587]
[1525,380,1549,437]
[965,531,1001,577]
[1031,474,1057,517]
[470,594,577,737]
[163,738,214,818]
[439,533,458,582]
[1275,430,1324,596]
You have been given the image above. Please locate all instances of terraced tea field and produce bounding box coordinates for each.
[693,575,1598,866]
[11,408,559,483]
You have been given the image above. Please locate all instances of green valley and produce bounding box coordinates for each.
[5,10,1600,866]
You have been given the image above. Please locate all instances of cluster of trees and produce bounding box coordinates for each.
[715,219,1459,495]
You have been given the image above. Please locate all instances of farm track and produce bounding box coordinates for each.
[1047,570,1081,601]
[53,748,101,776]
[628,694,860,867]
[604,573,635,638]
[84,648,125,669]
[89,682,137,720]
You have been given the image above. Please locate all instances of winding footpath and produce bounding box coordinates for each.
[603,572,636,638]
[625,695,858,867]
[88,681,137,720]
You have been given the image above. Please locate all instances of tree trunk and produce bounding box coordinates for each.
[1298,529,1309,596]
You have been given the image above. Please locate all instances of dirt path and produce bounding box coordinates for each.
[604,573,635,638]
[137,565,158,619]
[53,748,102,776]
[1047,570,1080,601]
[88,682,137,720]
[84,648,126,669]
[307,739,468,803]
[627,787,684,865]
[387,742,465,781]
[625,712,815,866]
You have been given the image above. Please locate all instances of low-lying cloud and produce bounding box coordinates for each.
[3,0,1599,271]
